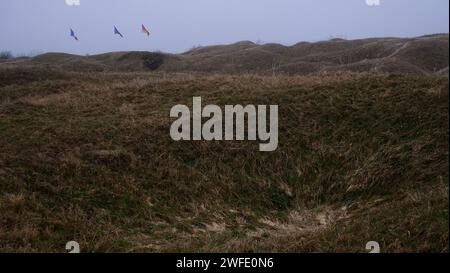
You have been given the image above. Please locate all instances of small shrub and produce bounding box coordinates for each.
[0,51,13,60]
[142,52,165,70]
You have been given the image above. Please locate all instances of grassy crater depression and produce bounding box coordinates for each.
[0,68,448,252]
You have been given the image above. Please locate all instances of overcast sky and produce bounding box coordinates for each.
[0,0,448,55]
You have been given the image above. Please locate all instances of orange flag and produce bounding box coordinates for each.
[141,24,150,36]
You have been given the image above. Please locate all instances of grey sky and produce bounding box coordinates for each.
[0,0,448,55]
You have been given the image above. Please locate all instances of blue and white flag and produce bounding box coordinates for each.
[114,26,124,38]
[70,28,79,41]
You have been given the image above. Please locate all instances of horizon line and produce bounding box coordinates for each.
[2,32,449,58]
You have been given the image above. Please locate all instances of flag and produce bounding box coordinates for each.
[141,24,150,36]
[114,26,124,38]
[70,28,79,41]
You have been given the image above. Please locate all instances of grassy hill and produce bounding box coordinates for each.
[176,34,449,75]
[0,69,448,252]
[0,34,448,252]
[1,34,448,75]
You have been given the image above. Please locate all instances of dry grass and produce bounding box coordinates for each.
[2,34,448,76]
[0,68,448,252]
